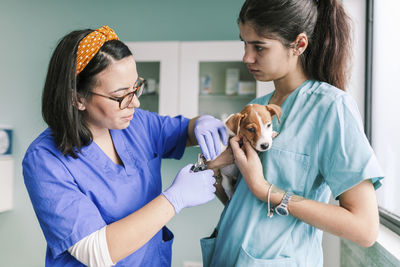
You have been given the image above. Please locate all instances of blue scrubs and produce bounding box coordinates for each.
[23,109,189,266]
[201,80,384,267]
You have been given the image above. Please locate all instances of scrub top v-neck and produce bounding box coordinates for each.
[23,108,189,267]
[201,80,384,267]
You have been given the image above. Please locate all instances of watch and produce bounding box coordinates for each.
[275,191,293,216]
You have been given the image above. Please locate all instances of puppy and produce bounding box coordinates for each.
[206,103,281,202]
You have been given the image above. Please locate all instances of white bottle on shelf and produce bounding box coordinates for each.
[225,68,239,96]
[200,75,212,95]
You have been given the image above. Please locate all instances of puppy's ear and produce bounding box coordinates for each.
[266,104,282,123]
[225,113,244,135]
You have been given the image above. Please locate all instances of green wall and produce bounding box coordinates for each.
[0,1,243,266]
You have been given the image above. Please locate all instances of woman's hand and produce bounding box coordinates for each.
[162,164,216,214]
[230,135,267,195]
[194,115,228,160]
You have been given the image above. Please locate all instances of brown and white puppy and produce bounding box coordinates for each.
[207,103,282,201]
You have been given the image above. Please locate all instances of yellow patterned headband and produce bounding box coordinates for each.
[76,25,119,75]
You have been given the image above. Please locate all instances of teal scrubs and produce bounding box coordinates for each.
[201,80,383,267]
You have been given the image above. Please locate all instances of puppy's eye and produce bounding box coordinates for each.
[267,123,272,128]
[247,128,256,133]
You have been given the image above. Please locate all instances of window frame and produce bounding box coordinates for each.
[365,0,400,236]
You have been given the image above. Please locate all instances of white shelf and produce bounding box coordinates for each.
[125,41,275,119]
[179,41,275,118]
[0,157,13,212]
[199,94,256,100]
[125,41,180,117]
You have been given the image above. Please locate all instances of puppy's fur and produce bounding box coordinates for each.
[207,103,282,201]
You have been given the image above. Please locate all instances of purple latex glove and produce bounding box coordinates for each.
[194,115,228,160]
[162,164,216,214]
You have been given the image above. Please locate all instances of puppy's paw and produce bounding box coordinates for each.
[272,131,279,139]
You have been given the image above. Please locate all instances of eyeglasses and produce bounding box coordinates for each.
[89,77,146,110]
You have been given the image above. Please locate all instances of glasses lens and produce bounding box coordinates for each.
[135,82,145,98]
[120,93,134,109]
[119,78,145,109]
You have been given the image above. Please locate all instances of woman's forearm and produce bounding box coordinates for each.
[250,179,379,247]
[106,195,175,263]
[289,193,378,247]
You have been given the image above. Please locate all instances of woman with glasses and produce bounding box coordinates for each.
[22,26,228,267]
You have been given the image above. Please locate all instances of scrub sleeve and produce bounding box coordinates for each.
[318,93,383,198]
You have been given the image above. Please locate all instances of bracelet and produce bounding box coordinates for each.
[267,183,273,218]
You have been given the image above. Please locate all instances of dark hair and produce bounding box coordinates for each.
[42,29,132,158]
[238,0,352,90]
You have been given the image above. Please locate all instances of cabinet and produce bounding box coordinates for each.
[126,41,275,119]
[0,157,13,212]
[0,126,13,212]
[126,42,180,116]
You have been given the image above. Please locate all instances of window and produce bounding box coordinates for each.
[369,0,400,234]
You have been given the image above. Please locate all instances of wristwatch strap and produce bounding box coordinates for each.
[275,191,293,216]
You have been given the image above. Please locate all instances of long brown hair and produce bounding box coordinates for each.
[238,0,352,90]
[42,30,132,158]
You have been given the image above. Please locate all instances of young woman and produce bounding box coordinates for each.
[23,26,228,266]
[201,1,384,266]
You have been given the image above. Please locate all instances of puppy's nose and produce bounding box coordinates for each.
[261,143,269,150]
